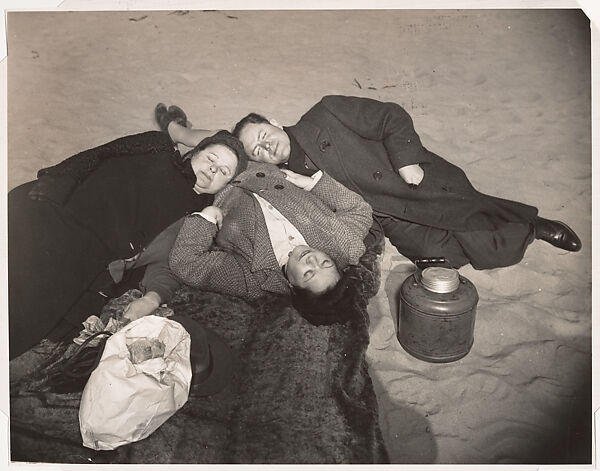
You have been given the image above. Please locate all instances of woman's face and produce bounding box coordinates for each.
[285,245,340,294]
[190,144,238,194]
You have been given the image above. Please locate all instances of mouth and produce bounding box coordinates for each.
[290,245,311,262]
[198,170,212,184]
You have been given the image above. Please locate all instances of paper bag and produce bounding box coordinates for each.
[79,315,192,450]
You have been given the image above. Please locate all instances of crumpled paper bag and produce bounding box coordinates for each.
[73,315,124,347]
[79,315,192,450]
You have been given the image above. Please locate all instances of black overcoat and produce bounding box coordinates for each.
[8,131,211,359]
[287,95,538,233]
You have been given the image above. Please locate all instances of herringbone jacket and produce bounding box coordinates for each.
[169,163,372,300]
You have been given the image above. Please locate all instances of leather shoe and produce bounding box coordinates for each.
[534,217,581,252]
[155,103,171,132]
[167,105,189,128]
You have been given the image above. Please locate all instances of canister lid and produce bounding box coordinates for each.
[420,267,460,293]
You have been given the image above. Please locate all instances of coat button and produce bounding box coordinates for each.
[274,184,284,190]
[256,172,265,177]
[372,171,383,180]
[319,140,330,152]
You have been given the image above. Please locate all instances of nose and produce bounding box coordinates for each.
[209,165,217,174]
[306,253,318,266]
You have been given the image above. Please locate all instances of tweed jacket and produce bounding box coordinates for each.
[286,95,537,232]
[169,162,372,300]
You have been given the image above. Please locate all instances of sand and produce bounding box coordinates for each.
[5,7,593,465]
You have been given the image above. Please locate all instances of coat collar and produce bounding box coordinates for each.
[286,121,322,148]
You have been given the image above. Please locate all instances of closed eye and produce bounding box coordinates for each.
[254,130,264,156]
[303,270,314,281]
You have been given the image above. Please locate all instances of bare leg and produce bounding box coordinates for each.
[168,121,216,148]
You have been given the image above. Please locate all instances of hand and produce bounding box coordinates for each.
[123,291,161,322]
[398,164,424,186]
[280,169,314,190]
[200,205,224,229]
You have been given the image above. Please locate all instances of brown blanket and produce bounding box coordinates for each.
[9,235,388,464]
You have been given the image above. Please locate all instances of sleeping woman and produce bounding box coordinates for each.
[8,111,248,360]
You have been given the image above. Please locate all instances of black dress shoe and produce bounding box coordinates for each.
[167,105,189,128]
[534,217,582,252]
[155,103,171,132]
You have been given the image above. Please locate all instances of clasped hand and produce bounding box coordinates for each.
[200,206,224,229]
[122,291,162,322]
[280,169,314,190]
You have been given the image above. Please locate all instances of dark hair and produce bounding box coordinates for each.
[291,265,366,326]
[232,113,270,139]
[183,129,249,178]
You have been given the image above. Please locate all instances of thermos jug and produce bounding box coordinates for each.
[398,261,479,363]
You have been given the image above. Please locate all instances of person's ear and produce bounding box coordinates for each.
[268,118,284,130]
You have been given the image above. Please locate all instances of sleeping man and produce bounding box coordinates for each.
[168,162,373,325]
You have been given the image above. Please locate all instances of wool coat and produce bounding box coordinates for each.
[169,163,372,301]
[8,131,212,359]
[286,95,538,233]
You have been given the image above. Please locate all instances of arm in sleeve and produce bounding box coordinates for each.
[213,183,239,213]
[136,218,186,303]
[139,260,180,304]
[318,95,432,170]
[29,131,176,205]
[310,171,373,241]
[169,214,252,297]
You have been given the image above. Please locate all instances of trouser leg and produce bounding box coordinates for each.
[378,215,470,267]
[452,222,535,269]
[377,215,535,270]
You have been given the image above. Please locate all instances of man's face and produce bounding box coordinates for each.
[285,245,340,294]
[190,144,238,194]
[238,122,291,164]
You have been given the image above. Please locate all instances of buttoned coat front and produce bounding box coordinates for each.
[169,163,372,301]
[286,95,537,233]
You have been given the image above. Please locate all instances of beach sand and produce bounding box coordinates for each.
[5,7,592,464]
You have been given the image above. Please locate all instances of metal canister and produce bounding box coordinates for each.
[398,266,479,363]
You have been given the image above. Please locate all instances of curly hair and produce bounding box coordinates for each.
[291,264,372,326]
[180,129,249,180]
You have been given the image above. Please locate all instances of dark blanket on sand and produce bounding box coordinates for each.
[9,238,389,464]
